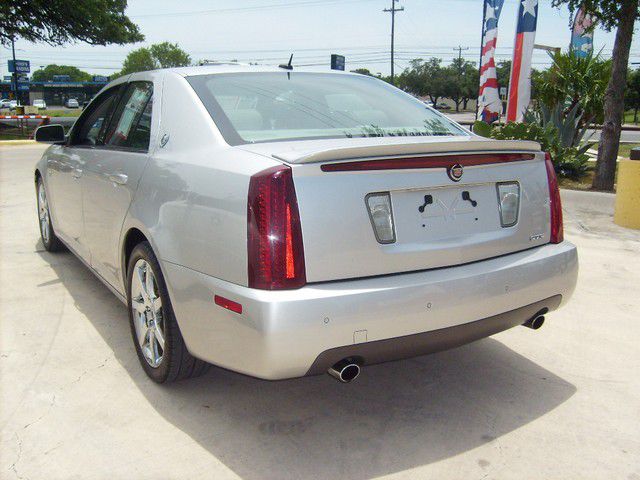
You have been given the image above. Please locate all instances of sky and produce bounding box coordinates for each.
[2,0,638,78]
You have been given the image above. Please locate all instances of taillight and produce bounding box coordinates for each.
[545,152,564,244]
[247,165,306,290]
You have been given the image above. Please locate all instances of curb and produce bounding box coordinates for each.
[0,140,37,145]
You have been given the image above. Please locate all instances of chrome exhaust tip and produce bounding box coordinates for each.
[523,315,545,330]
[328,359,361,383]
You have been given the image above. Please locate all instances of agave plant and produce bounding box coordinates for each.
[525,101,594,152]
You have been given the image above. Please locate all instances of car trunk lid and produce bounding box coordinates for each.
[239,137,550,283]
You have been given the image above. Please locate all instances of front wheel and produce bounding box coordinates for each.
[36,177,64,252]
[127,242,210,383]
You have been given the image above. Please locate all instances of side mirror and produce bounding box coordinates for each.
[34,124,66,144]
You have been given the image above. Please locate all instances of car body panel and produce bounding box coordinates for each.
[42,145,88,259]
[162,241,578,379]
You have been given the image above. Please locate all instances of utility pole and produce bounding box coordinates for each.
[11,36,18,105]
[453,46,469,112]
[384,0,404,84]
[453,45,470,73]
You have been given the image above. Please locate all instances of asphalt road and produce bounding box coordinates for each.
[1,144,639,480]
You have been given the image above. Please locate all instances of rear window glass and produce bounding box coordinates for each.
[187,72,467,145]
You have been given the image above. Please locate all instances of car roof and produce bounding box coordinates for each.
[158,63,360,78]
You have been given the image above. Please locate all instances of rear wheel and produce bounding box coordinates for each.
[36,177,64,252]
[127,242,209,383]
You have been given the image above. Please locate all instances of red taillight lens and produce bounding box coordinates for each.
[247,165,306,290]
[545,152,564,244]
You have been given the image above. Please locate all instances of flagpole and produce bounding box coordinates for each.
[475,0,487,122]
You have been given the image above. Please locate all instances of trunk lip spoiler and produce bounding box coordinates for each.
[270,139,541,165]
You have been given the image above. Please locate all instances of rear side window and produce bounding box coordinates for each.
[104,82,153,151]
[72,86,121,146]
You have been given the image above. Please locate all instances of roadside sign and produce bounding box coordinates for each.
[331,54,345,71]
[3,76,11,82]
[92,75,109,83]
[52,75,71,82]
[8,60,30,73]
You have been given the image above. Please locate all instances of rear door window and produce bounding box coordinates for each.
[104,82,153,151]
[71,86,122,146]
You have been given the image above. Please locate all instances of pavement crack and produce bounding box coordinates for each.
[8,432,27,480]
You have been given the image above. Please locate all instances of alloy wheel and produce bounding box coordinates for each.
[130,259,165,368]
[37,182,50,245]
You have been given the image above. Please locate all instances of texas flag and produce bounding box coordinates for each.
[506,0,539,122]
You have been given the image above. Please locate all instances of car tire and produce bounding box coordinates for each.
[127,242,210,383]
[36,177,64,252]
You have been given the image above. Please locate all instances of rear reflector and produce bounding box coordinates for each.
[320,153,536,172]
[365,192,396,243]
[496,182,520,227]
[247,165,306,290]
[545,152,564,244]
[214,295,242,314]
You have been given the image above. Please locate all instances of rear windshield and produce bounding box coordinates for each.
[187,72,467,145]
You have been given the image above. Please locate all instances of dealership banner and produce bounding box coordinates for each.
[507,0,538,122]
[570,6,594,57]
[478,0,505,123]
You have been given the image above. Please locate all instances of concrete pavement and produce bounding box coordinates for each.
[1,144,639,480]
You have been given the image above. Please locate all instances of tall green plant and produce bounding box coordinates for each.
[536,50,611,128]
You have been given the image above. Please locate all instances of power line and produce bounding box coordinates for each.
[383,0,404,83]
[131,0,373,18]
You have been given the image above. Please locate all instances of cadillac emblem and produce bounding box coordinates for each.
[447,164,464,182]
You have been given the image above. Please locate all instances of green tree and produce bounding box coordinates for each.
[119,42,191,75]
[461,61,479,111]
[552,0,640,191]
[31,64,93,82]
[496,60,511,91]
[442,58,478,112]
[397,58,448,106]
[625,68,640,123]
[351,68,374,76]
[535,50,611,128]
[0,0,143,46]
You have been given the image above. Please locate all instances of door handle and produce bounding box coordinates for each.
[108,173,128,185]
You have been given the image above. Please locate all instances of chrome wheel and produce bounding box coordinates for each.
[131,259,165,368]
[37,182,50,245]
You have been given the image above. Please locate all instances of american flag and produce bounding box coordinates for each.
[507,0,539,122]
[478,0,505,124]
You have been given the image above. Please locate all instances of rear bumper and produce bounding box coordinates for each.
[163,241,578,380]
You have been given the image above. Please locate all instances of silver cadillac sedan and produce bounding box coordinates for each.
[34,65,578,383]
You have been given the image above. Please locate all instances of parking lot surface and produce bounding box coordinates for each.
[1,144,639,480]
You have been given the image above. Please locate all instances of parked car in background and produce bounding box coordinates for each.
[33,66,578,385]
[431,102,451,110]
[0,99,12,109]
[64,98,80,108]
[33,99,47,110]
[8,100,18,110]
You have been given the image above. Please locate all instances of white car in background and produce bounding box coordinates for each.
[33,65,578,384]
[33,99,47,110]
[64,98,79,108]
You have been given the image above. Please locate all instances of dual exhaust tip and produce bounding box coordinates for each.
[328,358,361,383]
[523,314,545,330]
[328,313,547,383]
